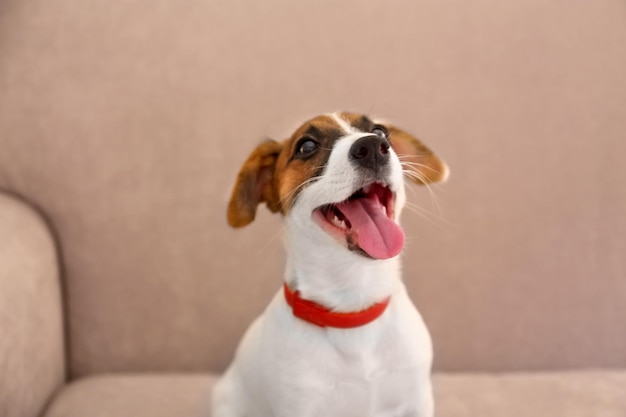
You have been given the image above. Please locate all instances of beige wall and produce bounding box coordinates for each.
[0,0,625,376]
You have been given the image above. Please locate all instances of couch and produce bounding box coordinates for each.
[1,0,625,416]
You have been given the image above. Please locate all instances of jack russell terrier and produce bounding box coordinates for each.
[212,112,448,417]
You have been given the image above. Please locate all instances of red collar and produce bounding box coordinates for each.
[283,283,390,329]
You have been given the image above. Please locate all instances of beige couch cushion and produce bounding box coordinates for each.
[0,193,65,417]
[43,372,626,417]
[435,371,626,417]
[44,374,215,417]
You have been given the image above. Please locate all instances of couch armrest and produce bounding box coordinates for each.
[0,192,65,417]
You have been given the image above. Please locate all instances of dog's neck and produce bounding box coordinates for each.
[283,218,402,313]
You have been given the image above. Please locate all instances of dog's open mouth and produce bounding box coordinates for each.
[312,182,405,260]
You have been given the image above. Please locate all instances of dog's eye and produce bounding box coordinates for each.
[372,125,388,138]
[295,138,319,158]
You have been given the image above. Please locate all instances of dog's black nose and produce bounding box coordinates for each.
[349,135,391,171]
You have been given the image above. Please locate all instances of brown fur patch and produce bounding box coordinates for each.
[227,139,283,227]
[273,114,345,211]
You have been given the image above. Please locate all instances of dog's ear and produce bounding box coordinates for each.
[227,139,283,228]
[386,125,449,185]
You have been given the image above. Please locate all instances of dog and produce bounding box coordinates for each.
[212,112,448,417]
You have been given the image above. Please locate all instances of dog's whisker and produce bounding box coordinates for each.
[402,170,443,219]
[398,159,445,175]
[278,173,324,206]
[405,176,434,218]
[258,223,287,256]
[402,169,429,185]
[402,202,449,230]
[402,167,446,196]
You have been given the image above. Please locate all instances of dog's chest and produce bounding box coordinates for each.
[256,296,432,416]
[321,350,424,415]
[264,335,428,416]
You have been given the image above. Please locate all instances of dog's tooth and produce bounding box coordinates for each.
[331,215,341,228]
[329,213,348,230]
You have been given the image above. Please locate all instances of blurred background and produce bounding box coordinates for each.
[1,0,625,407]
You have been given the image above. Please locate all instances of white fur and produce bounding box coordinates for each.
[329,111,359,135]
[212,132,434,417]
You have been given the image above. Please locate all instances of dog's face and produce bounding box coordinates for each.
[228,112,448,260]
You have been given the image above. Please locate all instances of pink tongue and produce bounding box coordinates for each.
[336,196,405,259]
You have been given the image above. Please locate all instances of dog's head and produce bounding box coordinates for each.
[227,112,448,260]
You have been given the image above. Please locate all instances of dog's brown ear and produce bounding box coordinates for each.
[227,139,283,228]
[387,125,449,185]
